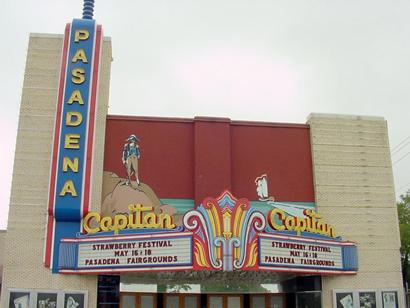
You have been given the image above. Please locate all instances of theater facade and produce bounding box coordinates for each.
[0,14,405,308]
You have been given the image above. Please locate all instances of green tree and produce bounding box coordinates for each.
[398,191,410,286]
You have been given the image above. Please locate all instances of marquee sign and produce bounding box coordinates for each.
[258,234,356,274]
[59,232,192,273]
[58,191,358,275]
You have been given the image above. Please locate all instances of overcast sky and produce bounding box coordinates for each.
[1,0,410,229]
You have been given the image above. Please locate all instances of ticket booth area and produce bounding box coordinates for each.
[98,275,321,308]
[119,293,286,308]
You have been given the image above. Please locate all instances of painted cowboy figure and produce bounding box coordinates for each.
[122,134,141,185]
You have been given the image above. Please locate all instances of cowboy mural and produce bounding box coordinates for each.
[122,134,141,186]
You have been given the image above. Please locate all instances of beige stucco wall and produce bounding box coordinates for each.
[308,113,404,308]
[0,33,111,308]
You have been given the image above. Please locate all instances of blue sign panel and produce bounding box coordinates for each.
[45,18,103,270]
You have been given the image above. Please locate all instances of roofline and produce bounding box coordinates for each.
[307,112,385,122]
[106,114,310,129]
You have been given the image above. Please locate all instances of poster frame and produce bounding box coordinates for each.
[358,289,378,308]
[333,289,402,308]
[6,289,88,308]
[333,289,356,308]
[381,290,399,308]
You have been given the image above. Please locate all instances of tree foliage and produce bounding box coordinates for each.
[397,192,410,286]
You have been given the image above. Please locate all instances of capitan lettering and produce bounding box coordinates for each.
[83,204,176,235]
[268,208,336,238]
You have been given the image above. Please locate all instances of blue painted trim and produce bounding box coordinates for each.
[342,245,358,271]
[58,242,77,269]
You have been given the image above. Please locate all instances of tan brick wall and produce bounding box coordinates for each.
[308,113,405,308]
[0,230,6,283]
[0,33,111,308]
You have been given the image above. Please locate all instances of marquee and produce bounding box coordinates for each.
[58,191,358,275]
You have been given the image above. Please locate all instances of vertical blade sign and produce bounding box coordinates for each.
[44,18,102,269]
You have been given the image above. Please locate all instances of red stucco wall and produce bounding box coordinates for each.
[104,116,314,203]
